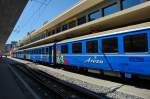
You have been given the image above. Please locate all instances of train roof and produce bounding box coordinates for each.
[57,22,150,44]
[16,43,55,52]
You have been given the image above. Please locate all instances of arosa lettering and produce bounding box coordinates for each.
[129,57,144,62]
[84,57,103,64]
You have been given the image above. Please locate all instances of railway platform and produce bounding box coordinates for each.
[0,59,26,99]
[8,57,150,99]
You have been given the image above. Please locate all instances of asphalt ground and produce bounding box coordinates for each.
[0,58,26,99]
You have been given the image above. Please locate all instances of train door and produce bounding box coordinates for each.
[101,36,119,71]
[51,44,56,64]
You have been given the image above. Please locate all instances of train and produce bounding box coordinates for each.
[13,26,150,79]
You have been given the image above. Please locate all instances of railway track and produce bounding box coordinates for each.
[9,62,105,99]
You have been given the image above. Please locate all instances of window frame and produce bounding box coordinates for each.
[102,36,119,54]
[62,24,68,31]
[77,16,87,25]
[61,44,68,54]
[121,0,145,10]
[86,39,98,54]
[46,47,49,54]
[123,33,148,53]
[103,2,120,16]
[72,42,83,54]
[68,20,76,29]
[88,10,101,22]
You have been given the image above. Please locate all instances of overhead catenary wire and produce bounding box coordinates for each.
[29,0,52,30]
[15,0,51,34]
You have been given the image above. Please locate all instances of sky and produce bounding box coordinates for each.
[7,0,79,44]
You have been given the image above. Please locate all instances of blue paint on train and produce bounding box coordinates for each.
[57,55,150,76]
[13,27,150,77]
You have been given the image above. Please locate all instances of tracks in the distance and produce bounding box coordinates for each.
[9,62,105,99]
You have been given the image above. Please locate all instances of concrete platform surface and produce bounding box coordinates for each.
[0,59,26,99]
[9,57,150,99]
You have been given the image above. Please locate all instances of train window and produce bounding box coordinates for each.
[77,16,86,25]
[42,48,45,54]
[102,37,118,53]
[122,0,144,9]
[103,3,120,16]
[46,48,49,54]
[86,40,98,53]
[49,47,52,54]
[72,42,82,54]
[61,45,68,54]
[34,50,36,54]
[124,33,148,52]
[69,20,76,28]
[88,10,101,21]
[62,24,68,31]
[39,49,41,54]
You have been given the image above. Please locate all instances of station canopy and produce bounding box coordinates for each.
[0,0,28,50]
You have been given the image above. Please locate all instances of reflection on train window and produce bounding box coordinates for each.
[102,37,118,53]
[103,3,120,16]
[77,16,86,25]
[61,45,68,54]
[122,0,145,9]
[88,10,101,21]
[86,40,98,53]
[124,33,148,52]
[72,42,82,54]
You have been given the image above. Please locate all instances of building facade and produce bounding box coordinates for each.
[18,0,150,49]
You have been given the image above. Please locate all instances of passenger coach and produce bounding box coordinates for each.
[56,27,150,78]
[13,26,150,78]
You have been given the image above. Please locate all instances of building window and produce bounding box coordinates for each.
[124,33,148,52]
[88,10,101,21]
[52,29,55,34]
[62,24,68,31]
[61,44,68,54]
[72,42,82,54]
[122,0,145,9]
[56,27,61,33]
[102,37,118,53]
[77,16,86,25]
[103,3,120,16]
[48,31,51,36]
[69,20,76,28]
[86,40,98,53]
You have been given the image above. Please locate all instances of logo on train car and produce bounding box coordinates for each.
[84,57,103,64]
[56,48,68,64]
[129,57,144,62]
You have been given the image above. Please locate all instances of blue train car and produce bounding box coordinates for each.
[16,50,25,59]
[23,43,55,64]
[56,27,150,78]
